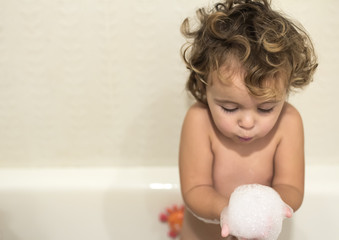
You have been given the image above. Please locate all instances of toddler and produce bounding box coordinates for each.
[178,0,317,239]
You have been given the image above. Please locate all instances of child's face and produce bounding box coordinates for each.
[206,65,286,144]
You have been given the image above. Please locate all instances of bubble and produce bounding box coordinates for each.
[223,184,286,240]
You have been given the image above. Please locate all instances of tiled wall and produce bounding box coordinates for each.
[0,0,337,167]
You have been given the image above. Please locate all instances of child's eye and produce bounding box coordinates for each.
[258,107,274,113]
[221,106,238,113]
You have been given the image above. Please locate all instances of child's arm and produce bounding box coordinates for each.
[272,103,305,212]
[179,103,228,221]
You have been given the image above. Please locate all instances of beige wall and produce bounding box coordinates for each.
[0,0,337,167]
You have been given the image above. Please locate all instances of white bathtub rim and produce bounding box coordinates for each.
[0,166,180,190]
[0,164,337,193]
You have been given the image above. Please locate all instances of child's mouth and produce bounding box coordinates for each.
[238,136,253,142]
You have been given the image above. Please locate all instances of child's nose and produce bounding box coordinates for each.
[238,114,255,130]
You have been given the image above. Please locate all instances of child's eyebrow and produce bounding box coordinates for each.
[214,98,238,104]
[214,99,281,106]
[258,100,281,105]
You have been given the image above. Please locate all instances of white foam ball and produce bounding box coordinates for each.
[223,184,286,240]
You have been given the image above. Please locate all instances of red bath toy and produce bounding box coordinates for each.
[159,204,185,238]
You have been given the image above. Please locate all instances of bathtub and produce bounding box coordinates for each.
[0,165,337,240]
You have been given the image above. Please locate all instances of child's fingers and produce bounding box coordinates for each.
[221,223,230,238]
[284,205,293,218]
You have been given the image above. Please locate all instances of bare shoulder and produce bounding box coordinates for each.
[277,102,304,136]
[180,102,213,145]
[183,102,211,127]
[280,102,303,124]
[186,102,209,116]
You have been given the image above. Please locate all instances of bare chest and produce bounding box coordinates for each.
[211,136,277,197]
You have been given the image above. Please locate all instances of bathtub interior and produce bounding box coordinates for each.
[0,168,182,240]
[0,165,338,240]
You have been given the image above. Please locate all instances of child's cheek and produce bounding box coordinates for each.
[258,119,276,137]
[217,120,236,137]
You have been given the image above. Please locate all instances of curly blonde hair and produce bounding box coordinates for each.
[181,0,318,103]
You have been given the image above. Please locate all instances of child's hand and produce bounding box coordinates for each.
[219,184,292,240]
[284,205,293,218]
[220,218,230,238]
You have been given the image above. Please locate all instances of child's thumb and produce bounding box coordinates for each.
[284,205,294,218]
[221,223,230,238]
